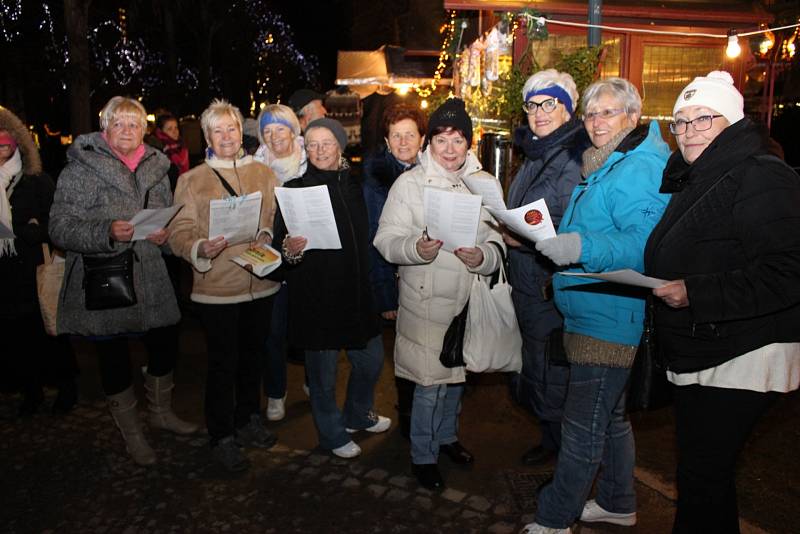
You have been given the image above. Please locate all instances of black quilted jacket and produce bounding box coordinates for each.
[644,118,800,373]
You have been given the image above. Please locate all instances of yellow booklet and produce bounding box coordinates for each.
[231,244,282,277]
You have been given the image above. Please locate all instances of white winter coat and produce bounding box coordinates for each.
[374,148,504,386]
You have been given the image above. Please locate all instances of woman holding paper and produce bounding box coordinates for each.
[523,78,670,533]
[169,99,280,473]
[503,69,589,468]
[271,118,391,460]
[374,98,504,491]
[50,96,197,467]
[363,103,427,438]
[645,71,800,533]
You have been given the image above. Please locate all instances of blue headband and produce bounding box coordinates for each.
[259,113,294,135]
[524,86,574,115]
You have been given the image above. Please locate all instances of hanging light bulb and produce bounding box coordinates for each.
[785,30,797,59]
[726,30,741,59]
[759,28,775,56]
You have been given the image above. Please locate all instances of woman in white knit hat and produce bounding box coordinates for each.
[645,71,800,533]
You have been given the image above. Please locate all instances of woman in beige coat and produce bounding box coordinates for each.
[169,99,280,473]
[374,98,503,490]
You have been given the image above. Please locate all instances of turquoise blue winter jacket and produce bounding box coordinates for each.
[553,121,670,346]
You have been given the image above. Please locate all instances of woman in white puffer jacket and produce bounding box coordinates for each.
[374,98,503,491]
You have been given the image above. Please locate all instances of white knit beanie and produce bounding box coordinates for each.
[673,71,744,124]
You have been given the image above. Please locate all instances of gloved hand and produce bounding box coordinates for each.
[535,233,582,266]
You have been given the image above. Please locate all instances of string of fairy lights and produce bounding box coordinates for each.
[411,9,800,99]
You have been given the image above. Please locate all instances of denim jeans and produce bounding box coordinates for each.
[535,364,635,529]
[263,283,288,399]
[410,383,464,464]
[304,335,384,450]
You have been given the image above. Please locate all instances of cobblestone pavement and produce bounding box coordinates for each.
[1,390,679,534]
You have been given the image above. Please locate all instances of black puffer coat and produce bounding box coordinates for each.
[644,118,800,373]
[272,161,380,350]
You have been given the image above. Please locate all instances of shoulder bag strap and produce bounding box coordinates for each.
[208,166,238,197]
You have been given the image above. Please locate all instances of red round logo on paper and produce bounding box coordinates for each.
[524,209,543,226]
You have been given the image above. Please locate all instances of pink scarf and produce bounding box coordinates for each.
[102,132,146,172]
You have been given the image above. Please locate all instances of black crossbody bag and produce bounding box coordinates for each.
[82,190,150,311]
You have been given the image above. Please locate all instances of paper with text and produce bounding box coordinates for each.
[462,175,507,210]
[487,198,556,243]
[129,205,183,241]
[274,185,342,250]
[208,191,263,246]
[423,188,482,252]
[559,269,667,289]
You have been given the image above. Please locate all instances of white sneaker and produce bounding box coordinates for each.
[519,522,571,534]
[346,413,391,434]
[302,383,310,397]
[266,396,286,421]
[331,440,361,459]
[580,499,637,526]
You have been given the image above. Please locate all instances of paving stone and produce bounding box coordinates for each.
[387,474,413,488]
[493,503,511,516]
[487,521,516,534]
[441,488,467,503]
[412,496,433,510]
[461,510,487,520]
[385,488,411,502]
[284,463,300,472]
[330,458,349,466]
[341,477,361,489]
[364,468,388,481]
[466,495,492,512]
[366,484,388,498]
[434,505,459,519]
[348,463,366,475]
[307,454,329,466]
[321,473,343,483]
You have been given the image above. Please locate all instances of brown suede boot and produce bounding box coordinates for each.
[144,372,199,435]
[107,387,157,466]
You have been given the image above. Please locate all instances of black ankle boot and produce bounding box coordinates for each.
[411,463,444,491]
[52,379,78,415]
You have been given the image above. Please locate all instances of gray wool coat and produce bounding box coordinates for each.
[49,132,180,336]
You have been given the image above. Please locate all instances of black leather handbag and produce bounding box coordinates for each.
[627,297,672,412]
[439,301,468,368]
[83,247,138,310]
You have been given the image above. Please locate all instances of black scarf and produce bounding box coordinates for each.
[513,117,586,162]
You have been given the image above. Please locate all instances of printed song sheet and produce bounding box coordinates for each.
[208,191,263,246]
[487,198,556,243]
[423,188,482,252]
[462,175,507,210]
[274,185,342,250]
[559,269,667,289]
[129,205,183,241]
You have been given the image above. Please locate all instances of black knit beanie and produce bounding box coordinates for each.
[426,98,472,146]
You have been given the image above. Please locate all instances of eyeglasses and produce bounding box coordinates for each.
[669,114,723,135]
[522,98,559,114]
[305,141,338,152]
[582,108,625,121]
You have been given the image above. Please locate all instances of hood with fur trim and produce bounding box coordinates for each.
[0,106,42,176]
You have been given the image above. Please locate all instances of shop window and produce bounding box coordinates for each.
[529,34,621,78]
[641,45,723,120]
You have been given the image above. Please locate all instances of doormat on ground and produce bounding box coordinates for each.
[503,470,554,513]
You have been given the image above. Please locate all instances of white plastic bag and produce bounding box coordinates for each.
[462,260,522,373]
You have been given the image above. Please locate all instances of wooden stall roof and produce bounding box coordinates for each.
[443,1,772,27]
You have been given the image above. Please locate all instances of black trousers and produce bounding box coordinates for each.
[95,326,177,395]
[672,384,778,534]
[197,297,272,444]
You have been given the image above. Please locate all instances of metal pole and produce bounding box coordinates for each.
[588,0,602,47]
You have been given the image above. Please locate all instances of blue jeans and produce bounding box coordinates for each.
[410,383,464,464]
[536,364,636,529]
[304,335,384,450]
[263,283,288,399]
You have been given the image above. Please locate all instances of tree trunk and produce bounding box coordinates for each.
[64,0,93,135]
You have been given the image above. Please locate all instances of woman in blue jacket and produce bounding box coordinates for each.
[504,69,589,467]
[522,78,670,534]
